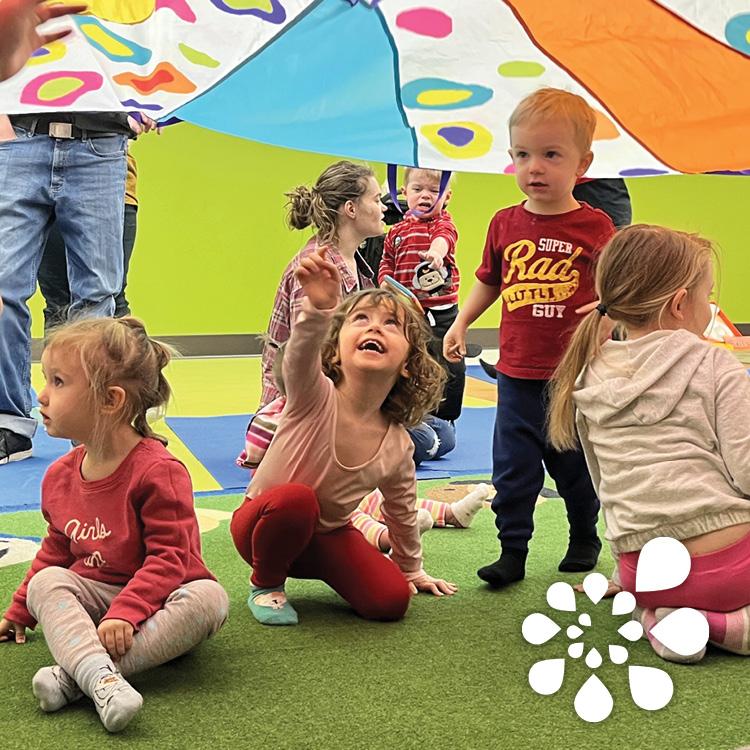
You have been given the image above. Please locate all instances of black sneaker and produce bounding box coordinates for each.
[0,428,32,464]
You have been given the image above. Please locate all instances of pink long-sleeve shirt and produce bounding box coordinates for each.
[247,298,423,576]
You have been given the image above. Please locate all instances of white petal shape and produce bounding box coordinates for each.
[585,647,603,669]
[547,581,577,612]
[618,620,644,642]
[528,658,565,696]
[608,645,629,665]
[522,612,561,645]
[635,537,691,593]
[650,608,709,656]
[578,613,592,627]
[566,625,583,639]
[628,665,673,711]
[574,674,613,723]
[612,590,637,616]
[568,642,584,659]
[582,572,609,604]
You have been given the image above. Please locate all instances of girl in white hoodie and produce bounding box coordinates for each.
[548,224,750,663]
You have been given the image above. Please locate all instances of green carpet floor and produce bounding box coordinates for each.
[1,482,748,750]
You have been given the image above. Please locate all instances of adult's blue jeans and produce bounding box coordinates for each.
[0,127,126,438]
[408,415,456,466]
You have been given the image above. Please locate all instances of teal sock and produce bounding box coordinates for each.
[248,586,298,626]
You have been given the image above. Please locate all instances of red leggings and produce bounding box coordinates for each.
[619,530,750,612]
[230,484,411,621]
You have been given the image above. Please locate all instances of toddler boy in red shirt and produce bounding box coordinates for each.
[379,168,464,423]
[444,88,616,587]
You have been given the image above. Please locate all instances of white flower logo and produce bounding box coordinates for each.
[521,537,709,722]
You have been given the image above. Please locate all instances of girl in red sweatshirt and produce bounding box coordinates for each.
[0,317,228,733]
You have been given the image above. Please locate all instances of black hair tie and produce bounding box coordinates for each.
[596,303,608,317]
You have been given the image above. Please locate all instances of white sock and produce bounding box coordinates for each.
[450,483,491,528]
[76,659,143,733]
[32,665,83,713]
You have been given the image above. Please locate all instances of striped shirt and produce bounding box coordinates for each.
[378,211,459,308]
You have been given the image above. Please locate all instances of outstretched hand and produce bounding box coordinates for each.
[294,247,342,310]
[0,0,88,82]
[409,574,457,597]
[419,248,444,270]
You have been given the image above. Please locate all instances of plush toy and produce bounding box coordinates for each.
[412,261,450,295]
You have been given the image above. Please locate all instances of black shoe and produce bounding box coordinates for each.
[0,428,32,465]
[479,358,498,379]
[464,342,482,358]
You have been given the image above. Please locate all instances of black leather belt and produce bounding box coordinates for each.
[11,117,123,139]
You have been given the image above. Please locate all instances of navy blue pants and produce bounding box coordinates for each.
[491,374,600,553]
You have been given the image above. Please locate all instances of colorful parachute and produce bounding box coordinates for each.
[1,0,749,176]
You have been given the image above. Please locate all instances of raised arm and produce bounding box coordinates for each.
[281,249,342,406]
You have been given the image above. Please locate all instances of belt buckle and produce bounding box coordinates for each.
[49,122,73,139]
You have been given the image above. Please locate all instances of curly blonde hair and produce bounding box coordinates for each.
[319,289,446,427]
[44,316,175,449]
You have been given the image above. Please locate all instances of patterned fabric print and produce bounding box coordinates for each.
[0,1,318,117]
[375,1,750,175]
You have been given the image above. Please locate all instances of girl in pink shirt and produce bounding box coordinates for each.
[231,249,457,626]
[0,317,228,733]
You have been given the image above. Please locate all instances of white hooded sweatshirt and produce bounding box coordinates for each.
[573,329,750,554]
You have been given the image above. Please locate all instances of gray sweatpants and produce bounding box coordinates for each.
[26,566,228,679]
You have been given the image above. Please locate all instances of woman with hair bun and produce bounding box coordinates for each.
[259,160,385,408]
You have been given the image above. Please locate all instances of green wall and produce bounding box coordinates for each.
[29,123,750,337]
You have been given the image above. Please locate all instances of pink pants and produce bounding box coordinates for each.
[619,531,750,612]
[230,484,411,621]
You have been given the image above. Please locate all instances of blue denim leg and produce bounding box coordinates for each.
[423,415,455,459]
[54,134,126,319]
[0,130,57,436]
[0,130,126,437]
[408,422,439,466]
[408,416,456,466]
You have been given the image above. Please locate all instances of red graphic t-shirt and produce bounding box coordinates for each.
[475,202,615,379]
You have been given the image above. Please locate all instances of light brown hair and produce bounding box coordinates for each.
[286,160,375,245]
[319,289,446,427]
[547,224,715,451]
[509,87,596,154]
[403,167,453,188]
[44,316,175,449]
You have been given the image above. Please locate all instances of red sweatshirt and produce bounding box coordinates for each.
[4,439,215,631]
